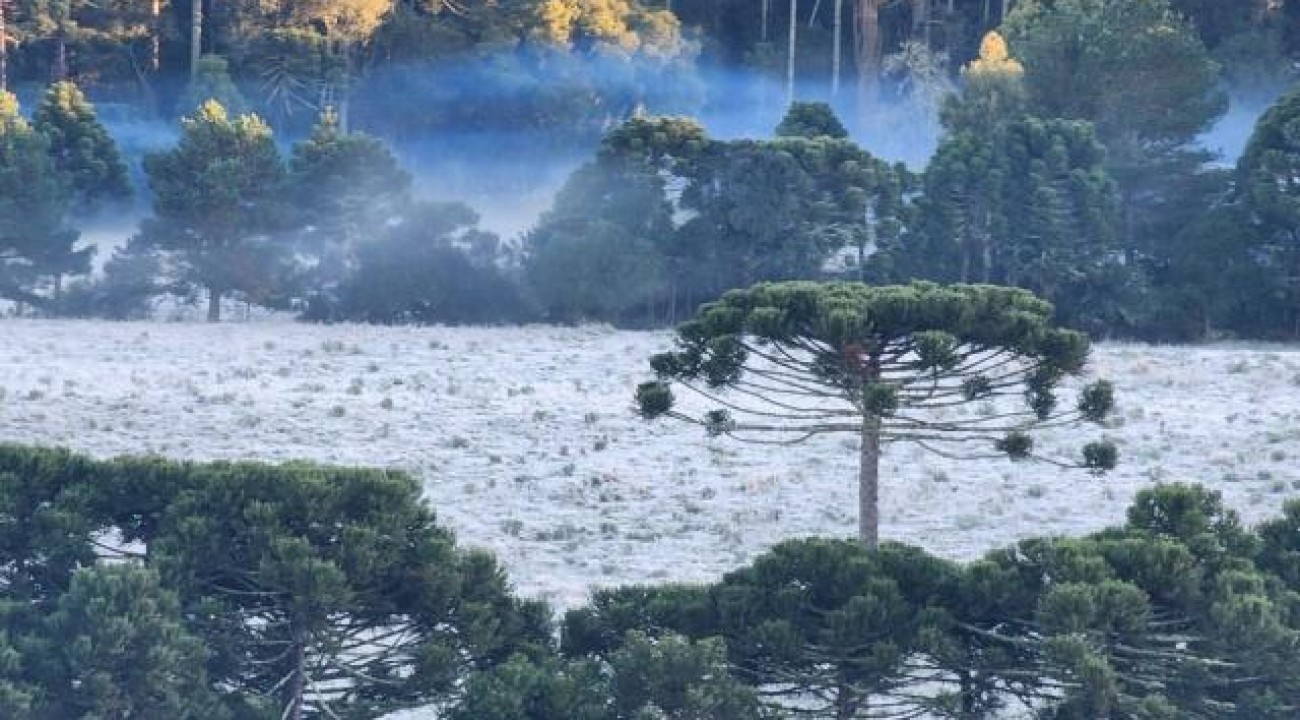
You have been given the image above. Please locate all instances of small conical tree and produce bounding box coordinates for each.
[775,101,849,139]
[32,81,131,213]
[636,281,1116,548]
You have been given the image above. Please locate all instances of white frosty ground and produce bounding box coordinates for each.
[1,319,1299,609]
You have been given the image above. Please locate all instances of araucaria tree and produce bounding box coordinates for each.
[142,100,286,321]
[636,281,1117,547]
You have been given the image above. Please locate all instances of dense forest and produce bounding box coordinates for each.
[0,0,1298,337]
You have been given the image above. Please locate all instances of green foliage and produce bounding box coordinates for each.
[454,632,764,720]
[1005,0,1224,148]
[562,583,717,658]
[288,110,411,252]
[312,201,529,324]
[141,100,288,320]
[902,111,1125,332]
[34,565,224,719]
[31,81,131,213]
[0,445,551,720]
[178,55,249,116]
[1258,499,1300,590]
[450,654,609,720]
[1237,84,1300,336]
[0,90,81,304]
[774,101,848,139]
[3,441,1300,719]
[1077,380,1114,422]
[1082,440,1118,473]
[640,282,1112,455]
[51,239,165,320]
[528,116,909,326]
[1005,0,1227,336]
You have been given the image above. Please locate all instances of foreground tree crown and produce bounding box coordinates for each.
[637,281,1117,547]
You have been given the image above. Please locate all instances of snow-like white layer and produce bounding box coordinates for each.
[1,320,1298,611]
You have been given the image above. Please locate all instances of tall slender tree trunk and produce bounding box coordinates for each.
[190,0,202,79]
[1001,0,1012,22]
[854,0,884,119]
[762,0,771,42]
[54,32,68,81]
[914,0,931,47]
[151,0,162,72]
[0,0,7,91]
[207,285,221,322]
[787,0,798,106]
[859,414,881,548]
[832,0,843,96]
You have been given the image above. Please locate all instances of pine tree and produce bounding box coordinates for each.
[141,100,286,321]
[288,109,411,294]
[32,81,131,214]
[1003,0,1225,273]
[0,90,82,305]
[1237,85,1300,337]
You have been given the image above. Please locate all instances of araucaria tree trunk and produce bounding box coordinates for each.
[787,0,799,106]
[832,0,843,95]
[207,285,221,322]
[859,415,882,548]
[190,0,202,79]
[0,0,8,91]
[854,0,884,117]
[152,0,162,72]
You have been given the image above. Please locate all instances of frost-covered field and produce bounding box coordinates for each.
[1,319,1299,608]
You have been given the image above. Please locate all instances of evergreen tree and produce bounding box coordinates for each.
[141,99,287,321]
[288,109,411,298]
[453,632,764,720]
[325,201,528,324]
[141,461,550,720]
[31,81,131,214]
[775,100,849,139]
[1003,0,1225,275]
[31,565,224,720]
[0,90,82,305]
[635,281,1117,548]
[1237,84,1300,337]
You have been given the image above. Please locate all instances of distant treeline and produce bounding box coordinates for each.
[1,0,1300,339]
[0,443,1298,718]
[0,0,1294,140]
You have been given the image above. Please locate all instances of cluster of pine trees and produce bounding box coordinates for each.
[2,0,1300,336]
[2,445,1298,719]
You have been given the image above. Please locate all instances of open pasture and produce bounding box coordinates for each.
[1,320,1297,607]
